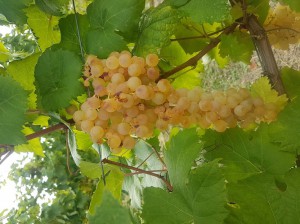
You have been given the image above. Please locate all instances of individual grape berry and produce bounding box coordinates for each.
[128,63,142,77]
[146,53,159,67]
[127,77,142,91]
[106,55,119,70]
[90,126,104,143]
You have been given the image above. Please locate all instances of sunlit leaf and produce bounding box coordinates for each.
[15,126,45,156]
[25,6,60,51]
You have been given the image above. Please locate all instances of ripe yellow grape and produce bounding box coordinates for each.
[117,122,132,135]
[135,85,151,100]
[147,67,160,81]
[128,63,142,77]
[90,126,104,143]
[81,120,94,133]
[119,53,132,68]
[106,55,119,70]
[84,109,98,121]
[91,63,104,78]
[157,79,171,93]
[86,97,101,110]
[122,135,136,149]
[111,73,125,84]
[213,120,228,132]
[107,134,122,149]
[73,110,85,122]
[146,53,159,67]
[127,76,142,91]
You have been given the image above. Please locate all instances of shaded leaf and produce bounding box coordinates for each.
[203,128,295,182]
[164,128,202,190]
[179,0,230,24]
[281,0,300,12]
[226,169,300,224]
[88,191,131,224]
[58,14,89,54]
[219,31,255,64]
[0,0,31,25]
[86,28,127,58]
[87,0,144,35]
[142,160,228,224]
[134,5,182,56]
[35,49,83,111]
[35,0,69,16]
[0,76,27,144]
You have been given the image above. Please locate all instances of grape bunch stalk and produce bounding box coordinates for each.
[72,51,283,153]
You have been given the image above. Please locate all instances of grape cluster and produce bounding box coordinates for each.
[73,51,281,152]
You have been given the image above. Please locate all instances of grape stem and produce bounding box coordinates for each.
[161,20,240,79]
[102,158,173,191]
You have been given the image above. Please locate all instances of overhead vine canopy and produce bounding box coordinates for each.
[0,0,300,223]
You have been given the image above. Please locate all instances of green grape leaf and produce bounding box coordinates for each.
[268,97,300,152]
[7,53,41,109]
[14,127,45,156]
[35,49,83,111]
[80,161,102,179]
[86,28,127,58]
[159,39,203,88]
[164,128,202,190]
[281,67,300,98]
[219,31,255,63]
[173,19,221,54]
[226,169,300,224]
[87,0,144,35]
[89,165,124,215]
[0,42,9,62]
[58,14,89,54]
[88,191,131,224]
[247,0,270,23]
[35,0,69,16]
[74,130,93,151]
[251,77,288,110]
[32,115,50,127]
[85,0,144,57]
[25,6,61,51]
[268,68,300,152]
[179,0,230,24]
[280,0,300,12]
[0,0,31,25]
[203,128,295,182]
[142,160,228,224]
[0,76,27,144]
[7,53,40,91]
[134,5,182,56]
